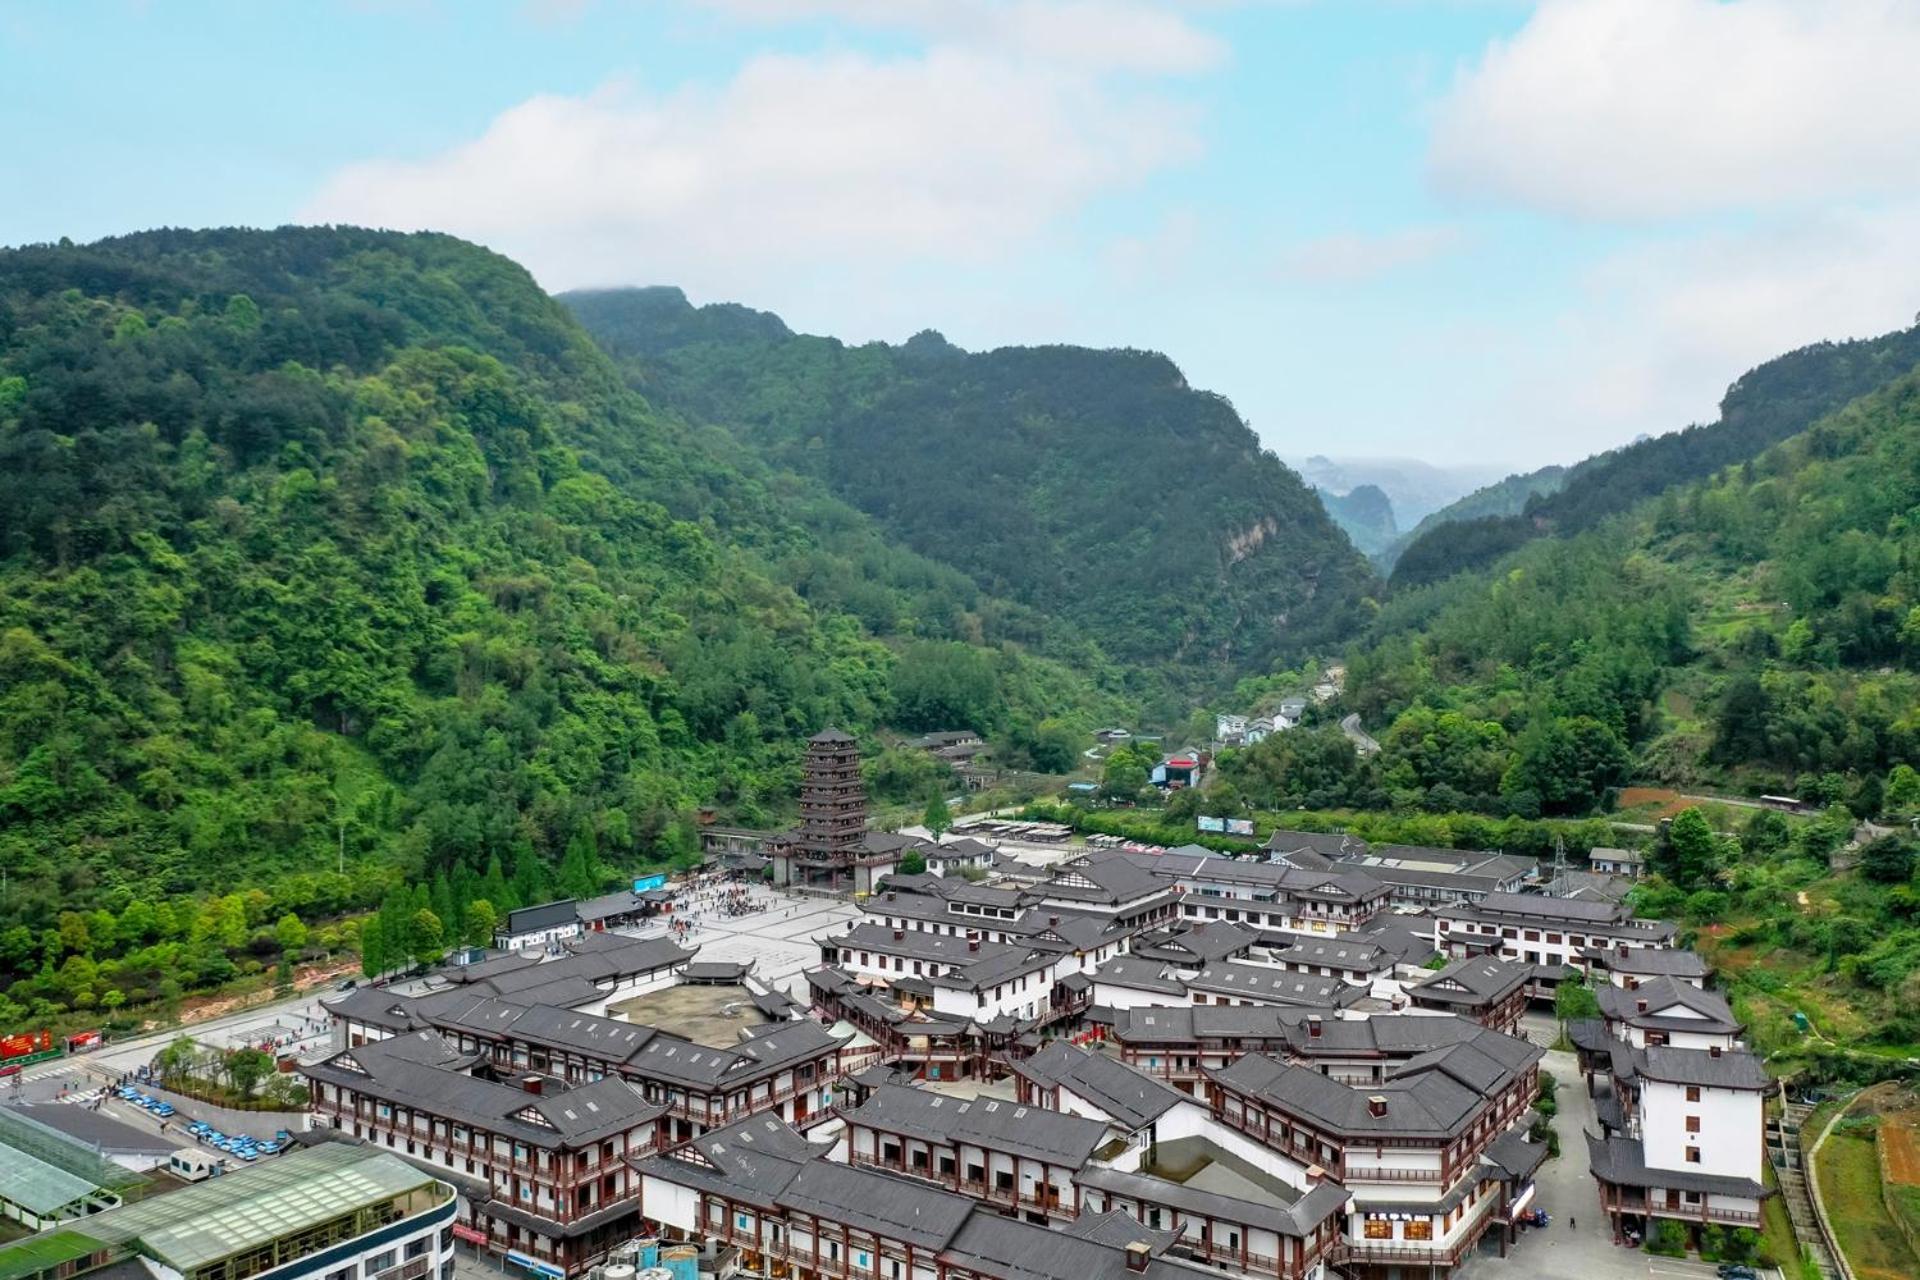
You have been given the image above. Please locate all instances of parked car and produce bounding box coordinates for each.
[1717,1266,1759,1280]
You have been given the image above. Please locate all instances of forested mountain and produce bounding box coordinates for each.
[1377,464,1565,570]
[564,287,1376,682]
[0,229,1130,1019]
[1322,363,1920,819]
[1314,483,1397,558]
[1390,323,1920,588]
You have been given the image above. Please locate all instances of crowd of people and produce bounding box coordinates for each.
[659,871,785,940]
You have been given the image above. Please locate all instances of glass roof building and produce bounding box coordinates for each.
[0,1144,457,1280]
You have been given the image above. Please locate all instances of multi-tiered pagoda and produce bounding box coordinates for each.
[769,728,932,892]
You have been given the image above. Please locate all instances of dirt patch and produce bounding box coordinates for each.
[1883,1103,1920,1187]
[1617,786,1689,819]
[140,958,360,1033]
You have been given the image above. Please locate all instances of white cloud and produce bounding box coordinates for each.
[695,0,1229,74]
[303,47,1196,294]
[1275,225,1462,284]
[1430,0,1920,220]
[1482,203,1920,460]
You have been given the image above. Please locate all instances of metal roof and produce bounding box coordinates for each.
[0,1145,442,1275]
[0,1144,101,1216]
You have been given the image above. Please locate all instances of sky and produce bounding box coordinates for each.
[7,1,1920,470]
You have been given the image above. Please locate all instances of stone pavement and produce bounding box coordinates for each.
[1468,1049,1734,1280]
[617,886,861,998]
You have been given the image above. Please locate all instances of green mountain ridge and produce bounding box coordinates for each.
[1345,363,1920,805]
[1390,323,1920,589]
[0,228,1133,1018]
[1314,483,1398,558]
[1376,464,1566,570]
[562,286,1378,687]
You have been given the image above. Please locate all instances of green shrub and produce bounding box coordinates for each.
[1646,1220,1688,1258]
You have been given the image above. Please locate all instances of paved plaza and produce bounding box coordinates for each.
[614,881,860,1000]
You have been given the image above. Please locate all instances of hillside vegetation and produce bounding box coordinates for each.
[1315,483,1398,558]
[564,287,1377,690]
[1378,464,1564,570]
[0,229,1129,1025]
[1391,324,1920,589]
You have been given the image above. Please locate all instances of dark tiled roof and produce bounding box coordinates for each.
[1089,956,1185,996]
[1586,1133,1771,1200]
[1075,1165,1349,1239]
[1483,1125,1549,1181]
[780,1159,977,1249]
[1411,955,1531,1004]
[505,899,579,934]
[1211,1037,1536,1141]
[1596,978,1739,1032]
[1130,922,1258,966]
[843,1085,1112,1165]
[1013,1042,1184,1129]
[1633,1045,1771,1091]
[677,960,755,981]
[303,1031,664,1148]
[1264,830,1369,861]
[575,891,645,921]
[1581,947,1712,979]
[1057,1210,1177,1253]
[1184,962,1365,1008]
[938,1208,1219,1280]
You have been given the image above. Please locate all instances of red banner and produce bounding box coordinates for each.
[66,1030,103,1053]
[0,1030,52,1062]
[452,1224,491,1246]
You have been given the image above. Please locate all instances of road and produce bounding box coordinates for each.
[1340,713,1380,755]
[4,975,404,1100]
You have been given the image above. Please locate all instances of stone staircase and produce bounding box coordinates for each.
[1773,1101,1837,1279]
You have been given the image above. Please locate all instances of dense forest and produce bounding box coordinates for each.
[0,229,1133,1026]
[564,287,1376,689]
[7,226,1917,1044]
[1390,323,1920,588]
[1295,364,1920,817]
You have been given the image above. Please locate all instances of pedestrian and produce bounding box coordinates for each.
[1569,1216,1576,1231]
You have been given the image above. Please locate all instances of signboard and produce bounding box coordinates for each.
[1226,818,1255,837]
[507,1251,565,1279]
[633,873,669,893]
[65,1029,104,1054]
[0,1030,53,1062]
[451,1224,490,1246]
[1196,816,1225,833]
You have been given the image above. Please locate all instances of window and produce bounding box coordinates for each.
[1404,1220,1432,1241]
[365,1252,397,1277]
[1685,1147,1702,1164]
[405,1238,429,1261]
[327,1269,354,1280]
[1686,1086,1701,1102]
[1363,1218,1393,1240]
[1685,1116,1701,1133]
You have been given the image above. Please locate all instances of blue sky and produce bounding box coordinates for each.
[8,1,1920,469]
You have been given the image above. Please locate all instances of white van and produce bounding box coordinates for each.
[167,1151,218,1181]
